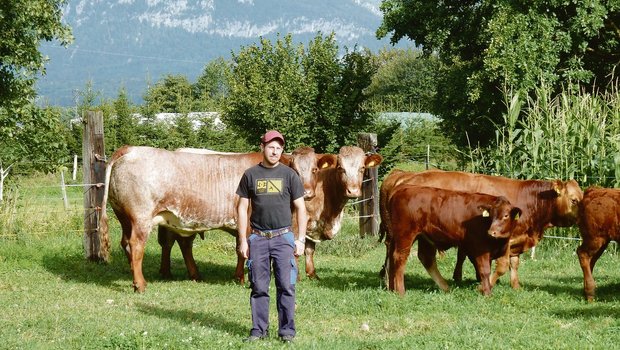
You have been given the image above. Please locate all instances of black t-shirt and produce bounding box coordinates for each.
[236,162,305,231]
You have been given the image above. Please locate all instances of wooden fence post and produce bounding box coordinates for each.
[357,133,379,238]
[82,110,106,261]
[60,170,69,210]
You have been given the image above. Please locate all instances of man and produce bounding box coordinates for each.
[236,130,308,343]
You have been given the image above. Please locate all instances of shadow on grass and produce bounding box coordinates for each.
[551,298,620,319]
[135,303,247,337]
[305,263,468,293]
[514,275,584,298]
[41,248,241,292]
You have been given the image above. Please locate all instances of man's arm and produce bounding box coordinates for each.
[292,197,307,257]
[237,197,250,259]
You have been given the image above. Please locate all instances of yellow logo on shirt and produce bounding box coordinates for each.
[256,179,283,194]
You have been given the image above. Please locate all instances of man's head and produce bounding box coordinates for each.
[260,130,285,167]
[261,130,285,146]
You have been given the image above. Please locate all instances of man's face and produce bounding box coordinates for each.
[260,140,284,166]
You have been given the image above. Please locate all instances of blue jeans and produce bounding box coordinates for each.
[246,231,297,337]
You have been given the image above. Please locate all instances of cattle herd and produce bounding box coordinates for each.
[98,145,618,302]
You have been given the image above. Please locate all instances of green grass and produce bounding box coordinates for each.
[2,218,620,349]
[2,174,620,349]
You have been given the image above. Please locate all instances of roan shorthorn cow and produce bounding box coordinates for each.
[576,187,620,301]
[387,185,522,296]
[98,145,320,292]
[379,169,582,289]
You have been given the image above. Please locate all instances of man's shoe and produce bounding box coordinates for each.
[243,335,264,342]
[280,335,295,343]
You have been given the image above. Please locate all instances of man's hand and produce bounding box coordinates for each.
[238,239,249,259]
[294,239,305,257]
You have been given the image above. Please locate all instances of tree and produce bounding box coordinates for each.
[224,34,312,150]
[0,104,68,200]
[113,87,138,147]
[142,74,193,116]
[224,33,377,153]
[0,0,72,109]
[377,1,620,147]
[366,48,441,112]
[0,0,73,200]
[193,57,230,111]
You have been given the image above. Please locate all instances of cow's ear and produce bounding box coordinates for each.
[365,153,383,168]
[317,155,337,169]
[553,181,563,195]
[511,207,522,220]
[478,205,491,217]
[280,153,292,166]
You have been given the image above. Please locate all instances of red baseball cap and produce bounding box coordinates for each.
[261,130,285,145]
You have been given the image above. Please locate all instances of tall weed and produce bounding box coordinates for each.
[473,83,620,187]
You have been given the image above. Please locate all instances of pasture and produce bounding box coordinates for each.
[2,174,620,349]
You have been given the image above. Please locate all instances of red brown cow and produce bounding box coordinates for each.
[292,146,383,279]
[380,169,582,289]
[576,187,620,301]
[388,185,522,295]
[98,146,318,292]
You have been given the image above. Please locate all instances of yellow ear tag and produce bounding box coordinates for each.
[514,213,520,220]
[320,162,330,169]
[482,210,490,217]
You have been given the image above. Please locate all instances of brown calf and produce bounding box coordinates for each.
[387,185,521,296]
[576,187,620,301]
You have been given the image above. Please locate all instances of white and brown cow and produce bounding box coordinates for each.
[292,146,383,280]
[98,145,320,293]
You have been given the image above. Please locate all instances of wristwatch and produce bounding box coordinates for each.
[295,238,306,244]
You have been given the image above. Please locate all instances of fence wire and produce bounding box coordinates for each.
[0,173,595,247]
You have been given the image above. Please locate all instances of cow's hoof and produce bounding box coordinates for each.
[306,273,320,280]
[189,274,203,282]
[133,282,146,293]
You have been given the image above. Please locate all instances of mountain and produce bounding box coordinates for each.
[37,0,406,106]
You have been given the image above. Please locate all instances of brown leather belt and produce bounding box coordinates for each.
[251,226,291,239]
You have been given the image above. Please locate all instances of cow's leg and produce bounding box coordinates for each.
[474,253,493,296]
[127,224,149,293]
[177,234,201,281]
[509,255,521,289]
[304,240,319,280]
[417,238,449,292]
[116,215,133,263]
[129,241,147,292]
[452,247,466,282]
[490,250,510,287]
[235,253,246,285]
[577,238,608,302]
[378,222,390,279]
[589,241,609,273]
[388,233,415,296]
[157,226,175,279]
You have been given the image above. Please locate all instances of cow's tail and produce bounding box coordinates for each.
[98,158,113,262]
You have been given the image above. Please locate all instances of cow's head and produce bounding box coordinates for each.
[548,179,583,227]
[479,196,522,239]
[289,146,336,200]
[329,146,383,198]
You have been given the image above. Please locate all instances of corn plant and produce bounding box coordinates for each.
[473,83,620,187]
